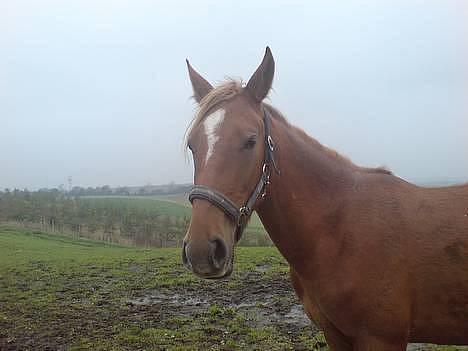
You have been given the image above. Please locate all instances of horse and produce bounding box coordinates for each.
[182,47,468,350]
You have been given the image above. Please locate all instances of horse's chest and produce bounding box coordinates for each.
[290,268,365,337]
[290,268,345,330]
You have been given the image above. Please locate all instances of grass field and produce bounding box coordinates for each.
[1,226,465,351]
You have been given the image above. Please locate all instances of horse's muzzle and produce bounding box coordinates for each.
[182,236,231,279]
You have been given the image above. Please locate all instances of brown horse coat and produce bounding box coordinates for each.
[183,47,468,350]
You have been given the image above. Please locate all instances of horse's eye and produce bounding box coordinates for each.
[243,136,257,150]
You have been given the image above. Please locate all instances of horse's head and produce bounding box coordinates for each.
[182,48,275,279]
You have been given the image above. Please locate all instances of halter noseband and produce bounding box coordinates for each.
[188,108,280,242]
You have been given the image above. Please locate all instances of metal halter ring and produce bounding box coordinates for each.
[267,135,275,151]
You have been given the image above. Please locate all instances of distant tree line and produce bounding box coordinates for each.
[0,188,189,247]
[67,183,193,197]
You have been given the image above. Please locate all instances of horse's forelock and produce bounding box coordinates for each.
[184,80,243,150]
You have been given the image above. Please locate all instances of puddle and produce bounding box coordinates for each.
[128,288,313,331]
[255,264,270,273]
[284,304,310,327]
[128,292,209,307]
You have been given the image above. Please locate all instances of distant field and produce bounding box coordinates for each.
[1,226,464,351]
[82,195,267,236]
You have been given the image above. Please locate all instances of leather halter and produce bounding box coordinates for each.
[188,108,280,242]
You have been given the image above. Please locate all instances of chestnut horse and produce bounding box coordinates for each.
[182,47,468,350]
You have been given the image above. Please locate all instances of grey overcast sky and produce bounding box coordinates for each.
[1,0,467,190]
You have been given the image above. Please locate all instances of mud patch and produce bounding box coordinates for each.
[127,271,315,335]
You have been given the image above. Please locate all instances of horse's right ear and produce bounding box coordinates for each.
[186,60,213,103]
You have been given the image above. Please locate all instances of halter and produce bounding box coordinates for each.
[188,108,280,242]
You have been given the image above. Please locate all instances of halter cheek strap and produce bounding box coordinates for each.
[188,108,280,242]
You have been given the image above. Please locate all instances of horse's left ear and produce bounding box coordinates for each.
[245,47,275,102]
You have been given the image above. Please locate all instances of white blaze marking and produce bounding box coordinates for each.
[203,109,225,165]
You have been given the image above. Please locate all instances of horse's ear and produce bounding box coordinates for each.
[245,47,275,102]
[186,59,213,103]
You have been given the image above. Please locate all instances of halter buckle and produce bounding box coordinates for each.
[267,135,275,152]
[262,164,271,183]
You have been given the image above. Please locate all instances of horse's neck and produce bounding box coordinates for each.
[256,118,354,273]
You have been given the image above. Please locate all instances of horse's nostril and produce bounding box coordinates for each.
[210,237,227,270]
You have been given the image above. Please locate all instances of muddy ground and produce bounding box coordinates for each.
[127,268,320,345]
[1,266,322,350]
